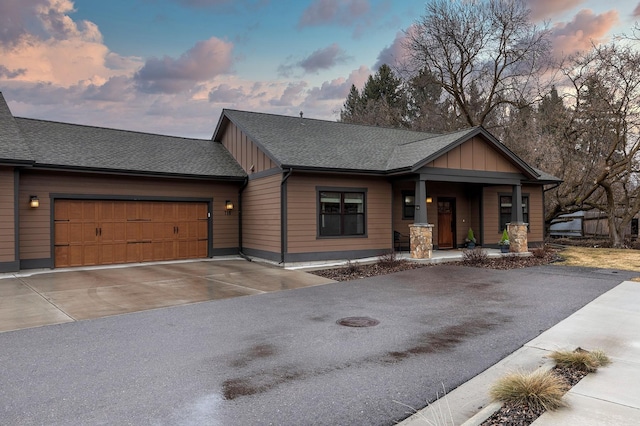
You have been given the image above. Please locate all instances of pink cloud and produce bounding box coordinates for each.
[134,37,234,94]
[525,0,585,21]
[550,9,619,57]
[634,3,640,17]
[374,25,416,70]
[304,65,371,105]
[298,0,370,28]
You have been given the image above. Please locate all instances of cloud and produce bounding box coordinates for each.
[278,43,350,77]
[0,65,26,78]
[374,25,416,70]
[304,65,371,105]
[299,43,350,73]
[550,9,619,57]
[269,81,308,106]
[525,0,585,21]
[298,0,370,28]
[634,3,640,17]
[134,37,234,94]
[208,83,248,103]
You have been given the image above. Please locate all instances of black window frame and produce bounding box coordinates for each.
[499,193,529,232]
[317,188,367,238]
[401,190,415,220]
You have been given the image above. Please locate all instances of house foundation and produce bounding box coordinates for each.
[507,223,528,253]
[409,224,433,259]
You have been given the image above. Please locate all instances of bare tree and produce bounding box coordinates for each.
[406,0,552,129]
[544,43,640,246]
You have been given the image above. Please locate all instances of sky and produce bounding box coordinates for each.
[1,0,639,139]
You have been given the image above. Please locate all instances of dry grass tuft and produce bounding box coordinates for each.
[461,248,488,266]
[490,369,569,412]
[548,348,608,373]
[377,250,402,267]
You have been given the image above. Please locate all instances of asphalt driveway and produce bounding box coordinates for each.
[0,264,635,425]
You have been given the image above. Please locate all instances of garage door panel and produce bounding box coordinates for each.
[55,200,209,267]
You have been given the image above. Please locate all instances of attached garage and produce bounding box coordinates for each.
[54,200,210,268]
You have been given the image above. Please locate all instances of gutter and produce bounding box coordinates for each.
[280,168,293,264]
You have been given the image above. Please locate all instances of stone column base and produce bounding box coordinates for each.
[409,224,434,259]
[507,223,528,253]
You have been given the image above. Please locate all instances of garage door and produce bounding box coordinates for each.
[54,200,209,268]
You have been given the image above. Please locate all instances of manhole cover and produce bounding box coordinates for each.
[336,316,379,327]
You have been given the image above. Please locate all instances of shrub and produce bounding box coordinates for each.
[461,248,488,265]
[345,259,360,274]
[490,369,569,411]
[377,250,401,267]
[549,348,611,373]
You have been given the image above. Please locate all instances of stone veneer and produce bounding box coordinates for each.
[507,223,528,253]
[409,224,434,259]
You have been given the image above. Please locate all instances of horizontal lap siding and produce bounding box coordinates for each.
[0,168,15,262]
[18,171,239,261]
[287,174,392,253]
[483,185,543,244]
[242,173,281,253]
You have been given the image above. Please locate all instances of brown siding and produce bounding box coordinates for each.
[220,121,276,174]
[426,136,521,173]
[482,185,543,244]
[287,174,392,253]
[242,173,281,254]
[18,170,240,261]
[0,167,15,262]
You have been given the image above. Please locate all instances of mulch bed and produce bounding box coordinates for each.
[480,366,589,426]
[310,247,561,281]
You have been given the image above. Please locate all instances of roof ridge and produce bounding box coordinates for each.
[395,126,476,147]
[14,117,211,142]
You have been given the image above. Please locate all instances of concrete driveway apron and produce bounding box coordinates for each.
[0,259,334,332]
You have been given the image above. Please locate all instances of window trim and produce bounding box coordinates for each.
[316,187,368,239]
[498,192,529,233]
[401,190,415,220]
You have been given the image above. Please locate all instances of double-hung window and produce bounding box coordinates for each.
[319,191,365,236]
[402,191,415,220]
[499,195,529,231]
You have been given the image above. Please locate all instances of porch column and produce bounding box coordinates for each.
[507,184,528,253]
[414,178,427,224]
[410,178,433,259]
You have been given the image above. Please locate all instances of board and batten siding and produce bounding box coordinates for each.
[287,174,392,253]
[18,170,239,262]
[0,167,15,263]
[483,184,543,244]
[241,173,281,254]
[220,121,276,174]
[425,136,521,173]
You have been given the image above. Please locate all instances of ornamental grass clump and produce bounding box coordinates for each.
[549,348,611,373]
[489,369,569,411]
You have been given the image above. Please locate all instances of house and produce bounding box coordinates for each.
[0,92,560,272]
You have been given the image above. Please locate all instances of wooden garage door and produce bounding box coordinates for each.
[54,200,208,268]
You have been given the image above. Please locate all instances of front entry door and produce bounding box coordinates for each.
[437,198,455,249]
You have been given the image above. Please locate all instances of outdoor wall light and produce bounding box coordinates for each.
[29,195,39,208]
[225,200,234,215]
[426,196,433,204]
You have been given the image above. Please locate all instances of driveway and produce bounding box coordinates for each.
[0,259,334,332]
[0,264,635,425]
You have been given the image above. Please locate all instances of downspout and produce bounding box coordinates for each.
[280,168,293,264]
[238,177,251,261]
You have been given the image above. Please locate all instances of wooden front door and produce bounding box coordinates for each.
[54,200,209,268]
[437,198,455,249]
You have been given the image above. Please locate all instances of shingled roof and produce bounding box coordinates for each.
[214,109,545,180]
[15,118,246,179]
[0,92,34,164]
[0,92,245,179]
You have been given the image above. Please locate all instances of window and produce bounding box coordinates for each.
[402,191,415,219]
[319,191,365,236]
[499,195,529,232]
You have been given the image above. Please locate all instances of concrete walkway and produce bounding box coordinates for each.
[400,280,640,425]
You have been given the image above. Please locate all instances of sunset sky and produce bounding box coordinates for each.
[1,0,639,139]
